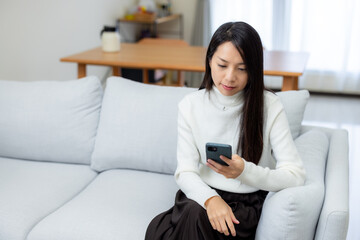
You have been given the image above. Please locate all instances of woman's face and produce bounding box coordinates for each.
[209,41,248,96]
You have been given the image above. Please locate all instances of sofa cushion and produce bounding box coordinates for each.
[276,90,309,139]
[256,130,329,240]
[0,76,103,164]
[27,169,178,240]
[0,156,97,240]
[91,77,195,174]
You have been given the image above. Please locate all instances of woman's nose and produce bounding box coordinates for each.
[225,69,236,82]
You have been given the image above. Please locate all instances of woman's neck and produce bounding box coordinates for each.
[211,85,243,108]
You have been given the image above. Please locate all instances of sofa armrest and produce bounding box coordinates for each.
[311,128,349,240]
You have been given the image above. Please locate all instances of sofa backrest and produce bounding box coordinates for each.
[91,77,310,175]
[0,75,309,172]
[0,76,103,164]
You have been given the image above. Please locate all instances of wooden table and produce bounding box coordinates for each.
[61,42,309,91]
[137,38,189,85]
[264,51,309,91]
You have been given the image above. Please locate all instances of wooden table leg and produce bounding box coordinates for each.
[143,69,149,84]
[282,76,299,91]
[112,67,121,77]
[78,64,86,78]
[177,71,185,86]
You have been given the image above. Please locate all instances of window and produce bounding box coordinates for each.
[210,0,360,93]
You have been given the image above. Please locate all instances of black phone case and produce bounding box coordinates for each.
[206,142,232,166]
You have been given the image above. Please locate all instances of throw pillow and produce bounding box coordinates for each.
[91,77,195,174]
[276,90,310,139]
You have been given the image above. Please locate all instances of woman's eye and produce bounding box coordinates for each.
[238,68,246,71]
[218,64,226,68]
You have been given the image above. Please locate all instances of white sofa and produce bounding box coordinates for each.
[0,76,349,240]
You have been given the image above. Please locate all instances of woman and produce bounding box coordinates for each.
[145,21,306,240]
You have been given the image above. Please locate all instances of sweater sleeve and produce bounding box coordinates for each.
[237,98,306,192]
[174,97,219,208]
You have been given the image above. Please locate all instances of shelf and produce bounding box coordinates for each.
[117,13,183,39]
[118,14,181,24]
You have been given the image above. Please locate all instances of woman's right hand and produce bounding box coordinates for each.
[205,196,240,237]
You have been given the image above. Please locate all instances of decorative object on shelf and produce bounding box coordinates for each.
[100,26,121,52]
[157,0,172,17]
[138,0,157,12]
[125,0,157,21]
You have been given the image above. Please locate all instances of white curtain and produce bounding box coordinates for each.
[210,0,274,49]
[210,0,360,94]
[186,0,211,88]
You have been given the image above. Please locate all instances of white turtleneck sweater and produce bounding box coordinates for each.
[174,87,306,208]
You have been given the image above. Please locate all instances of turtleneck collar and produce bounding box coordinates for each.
[210,85,243,108]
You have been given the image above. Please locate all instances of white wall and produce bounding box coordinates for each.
[0,0,196,82]
[159,0,196,43]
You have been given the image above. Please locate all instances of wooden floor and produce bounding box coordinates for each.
[302,93,360,240]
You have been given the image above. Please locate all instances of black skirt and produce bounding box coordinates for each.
[145,188,268,240]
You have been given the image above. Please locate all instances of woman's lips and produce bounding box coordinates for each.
[222,84,235,91]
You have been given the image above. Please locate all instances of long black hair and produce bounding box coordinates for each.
[199,22,265,165]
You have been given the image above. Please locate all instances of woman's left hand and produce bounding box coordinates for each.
[206,154,245,179]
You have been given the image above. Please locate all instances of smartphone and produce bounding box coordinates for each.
[205,142,232,166]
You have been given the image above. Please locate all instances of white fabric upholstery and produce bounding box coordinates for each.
[276,90,310,139]
[0,76,103,164]
[256,130,329,240]
[0,157,97,240]
[91,77,195,174]
[0,75,348,239]
[27,169,178,240]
